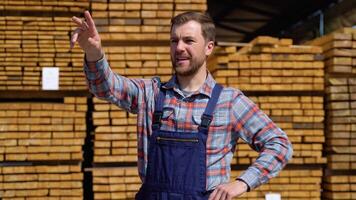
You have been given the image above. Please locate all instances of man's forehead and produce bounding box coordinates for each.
[171,20,202,36]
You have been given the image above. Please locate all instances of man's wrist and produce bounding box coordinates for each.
[236,178,250,192]
[85,50,104,63]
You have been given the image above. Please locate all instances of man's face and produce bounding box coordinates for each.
[170,20,214,76]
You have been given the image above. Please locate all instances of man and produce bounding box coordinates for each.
[71,11,293,200]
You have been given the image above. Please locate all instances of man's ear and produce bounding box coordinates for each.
[205,41,215,56]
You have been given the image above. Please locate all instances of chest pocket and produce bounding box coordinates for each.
[192,110,229,128]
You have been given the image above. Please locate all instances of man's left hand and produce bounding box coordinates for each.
[208,180,248,200]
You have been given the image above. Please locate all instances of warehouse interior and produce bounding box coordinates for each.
[0,0,356,199]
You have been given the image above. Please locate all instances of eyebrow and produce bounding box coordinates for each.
[170,36,196,40]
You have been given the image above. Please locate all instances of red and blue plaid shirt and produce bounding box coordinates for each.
[84,56,293,191]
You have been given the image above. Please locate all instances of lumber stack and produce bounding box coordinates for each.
[209,36,326,166]
[92,167,140,200]
[92,0,207,41]
[0,97,87,162]
[103,45,172,82]
[0,15,87,90]
[208,36,324,91]
[323,175,356,200]
[0,0,89,12]
[93,97,137,163]
[233,169,323,200]
[0,164,83,200]
[307,27,356,199]
[232,96,326,165]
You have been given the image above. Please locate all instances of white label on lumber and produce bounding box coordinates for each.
[42,67,59,90]
[265,193,281,200]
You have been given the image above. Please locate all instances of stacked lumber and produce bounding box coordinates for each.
[103,45,172,82]
[308,28,356,170]
[323,175,356,200]
[92,167,140,200]
[232,96,326,165]
[0,164,83,200]
[307,27,356,200]
[0,0,89,12]
[208,36,324,91]
[306,28,356,74]
[93,97,137,163]
[0,15,87,90]
[92,0,207,41]
[0,97,87,162]
[232,169,323,200]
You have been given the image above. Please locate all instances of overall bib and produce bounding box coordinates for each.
[135,84,223,200]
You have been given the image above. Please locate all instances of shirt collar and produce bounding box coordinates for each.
[162,72,216,98]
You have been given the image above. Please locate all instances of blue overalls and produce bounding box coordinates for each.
[135,83,223,200]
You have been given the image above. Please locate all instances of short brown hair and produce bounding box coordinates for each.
[171,11,216,42]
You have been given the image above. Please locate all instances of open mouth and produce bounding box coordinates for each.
[176,57,190,64]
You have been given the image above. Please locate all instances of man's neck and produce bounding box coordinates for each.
[177,65,207,92]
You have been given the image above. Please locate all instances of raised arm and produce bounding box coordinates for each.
[70,11,158,114]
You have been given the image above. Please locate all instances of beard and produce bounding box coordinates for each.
[171,54,206,77]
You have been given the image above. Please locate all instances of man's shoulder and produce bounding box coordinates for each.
[219,85,245,101]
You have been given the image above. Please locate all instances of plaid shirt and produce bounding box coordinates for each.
[84,56,293,191]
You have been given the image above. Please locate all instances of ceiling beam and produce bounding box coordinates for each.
[243,0,338,42]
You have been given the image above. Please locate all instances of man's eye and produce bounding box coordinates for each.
[170,39,177,43]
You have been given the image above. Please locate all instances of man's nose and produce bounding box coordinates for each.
[176,40,185,52]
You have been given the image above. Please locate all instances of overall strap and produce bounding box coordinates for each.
[199,84,223,132]
[152,84,165,131]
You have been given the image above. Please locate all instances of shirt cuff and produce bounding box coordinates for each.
[84,53,105,72]
[236,169,260,191]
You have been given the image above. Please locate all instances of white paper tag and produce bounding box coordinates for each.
[265,193,281,200]
[42,67,59,90]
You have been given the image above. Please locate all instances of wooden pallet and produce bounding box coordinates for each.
[0,97,87,162]
[208,37,324,91]
[232,96,326,165]
[0,164,83,199]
